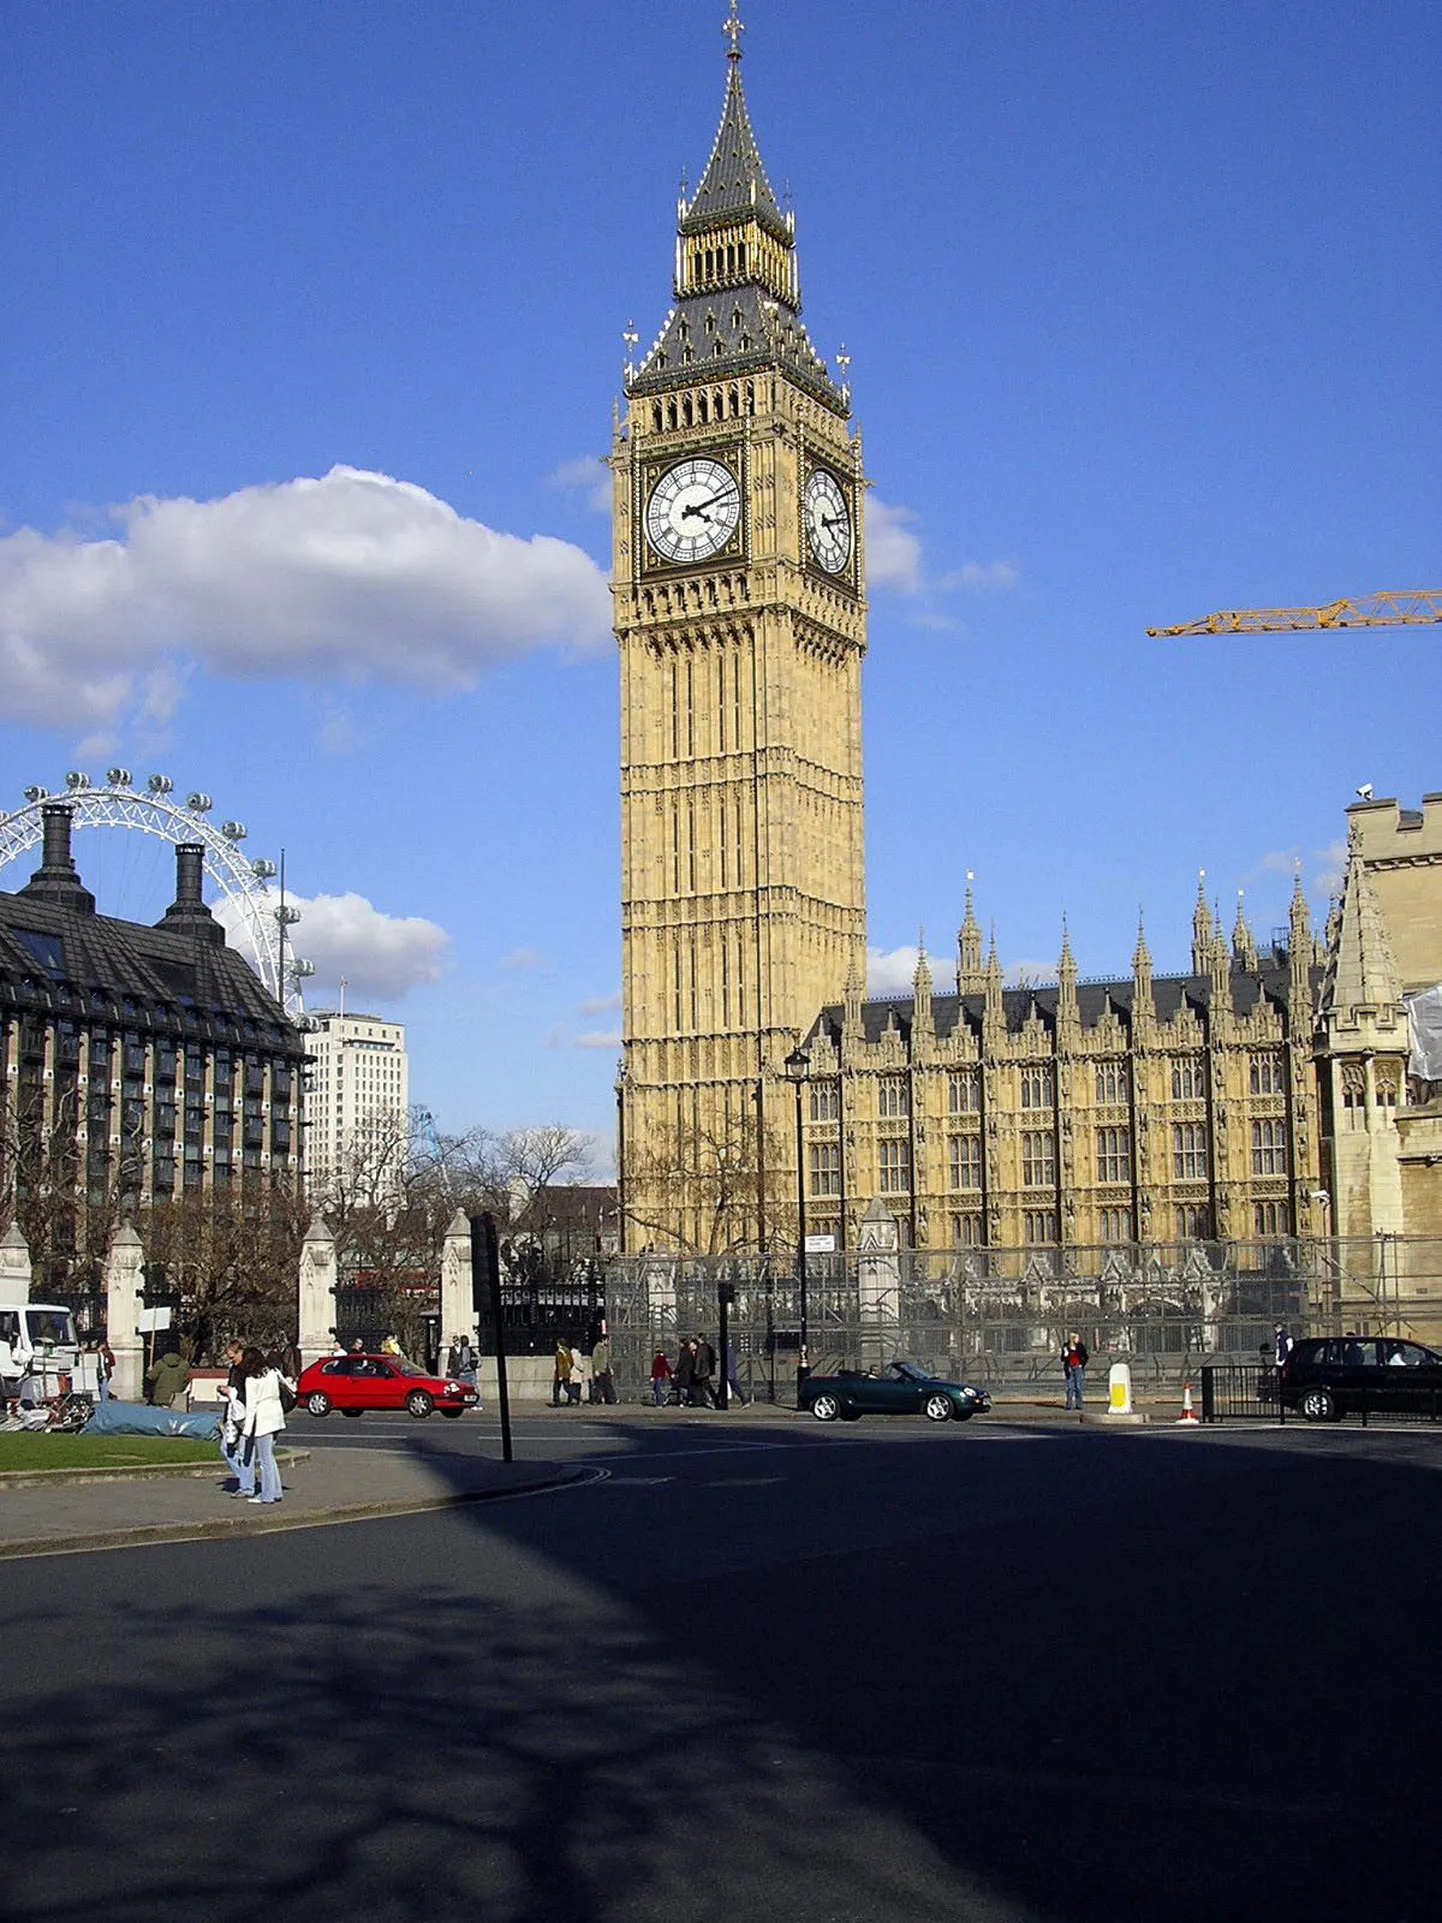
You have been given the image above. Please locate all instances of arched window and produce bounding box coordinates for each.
[651,404,663,434]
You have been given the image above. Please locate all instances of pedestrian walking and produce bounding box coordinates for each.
[724,1339,748,1407]
[236,1345,291,1505]
[95,1339,115,1401]
[553,1340,573,1407]
[693,1333,718,1408]
[567,1344,586,1406]
[1062,1333,1089,1410]
[218,1342,253,1498]
[673,1340,695,1407]
[592,1333,617,1405]
[1273,1323,1294,1366]
[650,1348,673,1406]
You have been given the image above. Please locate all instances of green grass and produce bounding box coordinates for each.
[0,1434,220,1472]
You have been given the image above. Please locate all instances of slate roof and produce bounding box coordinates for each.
[681,56,790,243]
[629,283,845,412]
[0,873,303,1056]
[809,965,1310,1052]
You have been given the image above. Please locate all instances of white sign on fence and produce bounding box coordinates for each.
[137,1307,173,1333]
[805,1234,836,1254]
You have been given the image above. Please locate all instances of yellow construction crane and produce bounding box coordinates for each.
[1147,589,1442,638]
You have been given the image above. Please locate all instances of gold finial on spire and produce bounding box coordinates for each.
[723,1,745,60]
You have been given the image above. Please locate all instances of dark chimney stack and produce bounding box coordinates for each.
[18,804,96,913]
[157,842,225,945]
[175,844,205,906]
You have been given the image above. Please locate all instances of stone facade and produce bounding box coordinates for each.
[1317,794,1442,1310]
[615,39,866,1251]
[793,880,1325,1258]
[0,805,305,1280]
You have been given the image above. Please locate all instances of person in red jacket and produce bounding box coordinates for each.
[650,1348,673,1406]
[1062,1334,1089,1410]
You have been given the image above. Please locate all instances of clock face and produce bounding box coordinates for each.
[804,468,852,575]
[645,457,741,566]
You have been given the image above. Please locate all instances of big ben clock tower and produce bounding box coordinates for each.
[615,6,867,1254]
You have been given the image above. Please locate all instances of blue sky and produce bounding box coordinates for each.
[3,0,1439,1165]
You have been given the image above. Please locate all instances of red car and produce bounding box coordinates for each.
[297,1354,480,1420]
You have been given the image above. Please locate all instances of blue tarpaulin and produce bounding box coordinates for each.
[84,1400,220,1442]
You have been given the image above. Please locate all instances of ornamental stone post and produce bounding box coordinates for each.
[857,1196,901,1371]
[105,1221,145,1401]
[440,1211,474,1355]
[0,1222,32,1304]
[298,1214,338,1367]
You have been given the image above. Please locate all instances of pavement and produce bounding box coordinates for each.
[0,1390,1203,1559]
[0,1438,595,1559]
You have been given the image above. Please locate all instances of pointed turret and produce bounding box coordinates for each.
[1191,871,1214,974]
[984,929,1004,1032]
[629,8,844,412]
[1288,868,1314,1028]
[843,952,865,1046]
[1210,900,1234,1038]
[1232,890,1257,973]
[912,938,934,1058]
[1132,914,1155,1043]
[685,7,789,248]
[956,880,984,994]
[1057,919,1080,1043]
[1322,834,1402,1017]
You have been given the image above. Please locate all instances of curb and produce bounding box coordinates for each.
[0,1449,311,1492]
[0,1461,596,1561]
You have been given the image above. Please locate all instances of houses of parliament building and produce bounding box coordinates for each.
[613,14,1441,1276]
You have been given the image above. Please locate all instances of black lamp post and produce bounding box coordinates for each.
[785,1044,811,1396]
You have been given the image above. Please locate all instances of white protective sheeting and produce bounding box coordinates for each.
[1405,984,1442,1080]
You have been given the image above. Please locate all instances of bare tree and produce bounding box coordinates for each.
[495,1125,594,1218]
[623,1108,775,1257]
[139,1179,309,1360]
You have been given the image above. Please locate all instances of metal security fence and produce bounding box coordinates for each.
[600,1237,1442,1401]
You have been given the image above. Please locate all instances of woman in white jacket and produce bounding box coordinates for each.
[237,1346,291,1505]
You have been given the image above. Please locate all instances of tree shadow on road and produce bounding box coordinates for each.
[5,1425,1442,1923]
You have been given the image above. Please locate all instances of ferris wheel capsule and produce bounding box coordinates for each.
[290,958,316,978]
[222,820,247,841]
[22,785,48,802]
[251,857,278,880]
[65,771,91,791]
[186,792,213,813]
[147,774,173,795]
[105,768,133,788]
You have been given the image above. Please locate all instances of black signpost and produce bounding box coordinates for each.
[469,1211,512,1462]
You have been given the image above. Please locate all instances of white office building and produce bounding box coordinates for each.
[304,1010,409,1190]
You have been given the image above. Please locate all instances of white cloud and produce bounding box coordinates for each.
[579,991,621,1015]
[943,560,1020,592]
[865,499,922,594]
[1313,839,1347,894]
[867,944,921,994]
[573,1029,622,1050]
[0,465,610,727]
[317,710,367,756]
[502,947,547,970]
[217,889,450,1001]
[544,455,612,513]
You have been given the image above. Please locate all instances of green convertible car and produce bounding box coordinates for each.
[800,1359,992,1424]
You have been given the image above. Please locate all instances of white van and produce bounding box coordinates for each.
[0,1303,101,1399]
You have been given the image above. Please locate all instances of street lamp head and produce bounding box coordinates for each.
[784,1046,811,1083]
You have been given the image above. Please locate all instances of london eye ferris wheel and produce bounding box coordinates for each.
[0,768,313,1019]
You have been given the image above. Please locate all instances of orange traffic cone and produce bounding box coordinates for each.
[1176,1381,1200,1425]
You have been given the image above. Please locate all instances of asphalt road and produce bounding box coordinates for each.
[4,1416,1440,1923]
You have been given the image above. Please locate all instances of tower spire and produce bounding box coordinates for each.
[723,1,745,61]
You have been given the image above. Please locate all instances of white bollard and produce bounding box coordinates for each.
[1107,1359,1133,1417]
